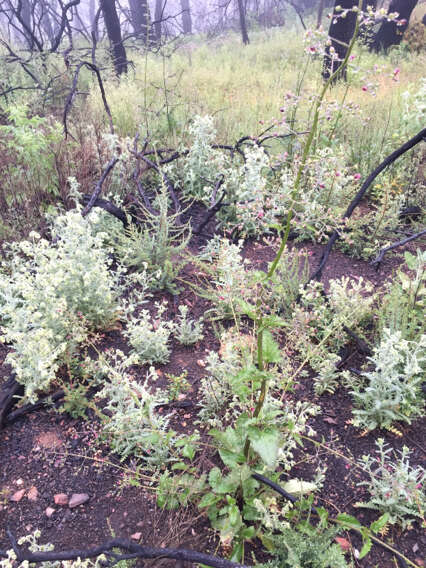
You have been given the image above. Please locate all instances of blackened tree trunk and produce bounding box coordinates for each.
[237,0,249,44]
[370,0,419,52]
[322,0,360,81]
[129,0,153,44]
[180,0,192,34]
[100,0,127,75]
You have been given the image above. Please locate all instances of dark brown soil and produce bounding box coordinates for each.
[0,234,425,568]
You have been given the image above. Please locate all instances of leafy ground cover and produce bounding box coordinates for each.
[0,15,425,568]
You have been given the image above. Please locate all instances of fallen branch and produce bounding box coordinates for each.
[1,536,248,568]
[371,228,426,269]
[4,390,64,426]
[81,195,129,227]
[82,157,119,217]
[0,375,24,428]
[308,127,426,282]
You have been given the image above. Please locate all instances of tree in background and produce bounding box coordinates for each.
[322,0,359,81]
[180,0,192,34]
[100,0,127,75]
[323,1,378,81]
[370,0,419,51]
[129,0,154,44]
[154,0,166,43]
[237,0,249,44]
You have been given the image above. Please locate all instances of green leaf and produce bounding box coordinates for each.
[359,536,372,559]
[261,330,281,364]
[370,513,390,534]
[230,541,244,563]
[247,426,280,468]
[228,504,240,526]
[171,462,187,471]
[336,513,362,530]
[198,493,220,509]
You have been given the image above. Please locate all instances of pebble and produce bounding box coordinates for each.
[27,486,38,501]
[131,533,142,541]
[10,489,25,502]
[69,493,90,508]
[45,507,55,517]
[54,494,69,506]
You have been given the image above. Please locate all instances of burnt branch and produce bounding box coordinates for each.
[195,175,226,235]
[0,537,248,568]
[81,195,129,227]
[308,127,426,282]
[82,157,119,217]
[63,60,114,138]
[371,229,426,269]
[4,390,65,425]
[50,0,80,52]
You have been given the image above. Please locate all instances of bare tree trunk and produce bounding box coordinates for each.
[180,0,192,34]
[237,0,249,44]
[129,0,153,44]
[100,0,127,75]
[370,0,419,51]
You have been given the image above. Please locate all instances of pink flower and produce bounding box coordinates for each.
[257,211,264,218]
[349,54,356,61]
[362,86,368,92]
[354,173,361,180]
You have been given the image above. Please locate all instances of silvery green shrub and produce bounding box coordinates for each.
[95,349,175,464]
[351,330,425,430]
[0,210,122,401]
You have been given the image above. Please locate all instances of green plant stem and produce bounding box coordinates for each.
[267,0,362,280]
[243,0,362,467]
[244,316,265,460]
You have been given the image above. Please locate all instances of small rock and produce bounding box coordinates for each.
[196,359,205,368]
[15,479,24,486]
[10,489,25,502]
[131,533,142,541]
[45,507,55,517]
[54,494,69,506]
[69,493,90,508]
[27,486,38,501]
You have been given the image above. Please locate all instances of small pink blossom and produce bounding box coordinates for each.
[353,173,361,180]
[362,86,368,92]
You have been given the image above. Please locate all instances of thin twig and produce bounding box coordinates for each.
[371,228,426,269]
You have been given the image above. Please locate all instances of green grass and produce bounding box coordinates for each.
[86,26,425,153]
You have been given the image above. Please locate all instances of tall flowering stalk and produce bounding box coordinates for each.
[243,0,363,462]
